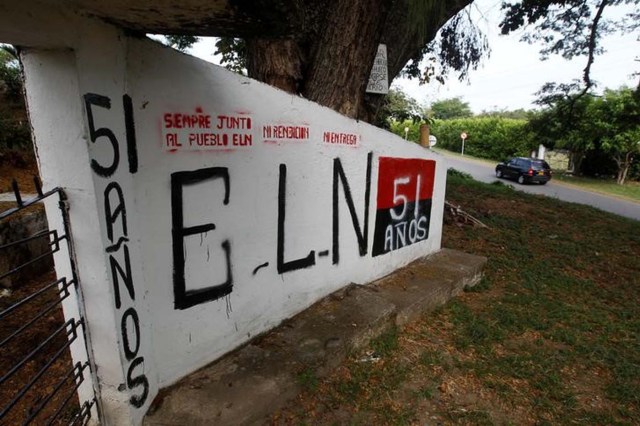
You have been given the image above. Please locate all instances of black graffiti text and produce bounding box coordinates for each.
[277,152,372,274]
[170,167,233,310]
[84,93,148,408]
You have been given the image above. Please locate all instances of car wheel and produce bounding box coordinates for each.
[517,175,525,185]
[496,170,503,178]
[540,181,547,185]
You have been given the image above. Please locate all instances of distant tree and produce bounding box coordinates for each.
[429,97,473,120]
[591,88,640,184]
[478,108,532,120]
[528,90,595,174]
[530,87,640,183]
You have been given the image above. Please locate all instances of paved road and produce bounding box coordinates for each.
[3,154,639,221]
[440,151,640,222]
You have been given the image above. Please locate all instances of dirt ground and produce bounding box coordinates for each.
[271,173,640,425]
[0,148,40,193]
[0,269,82,424]
[1,151,83,424]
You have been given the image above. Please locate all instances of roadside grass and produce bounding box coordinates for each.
[274,170,640,425]
[435,146,640,203]
[554,173,640,202]
[431,147,497,166]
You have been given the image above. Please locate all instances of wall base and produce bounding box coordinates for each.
[144,248,487,425]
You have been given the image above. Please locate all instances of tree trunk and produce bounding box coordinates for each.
[244,0,473,122]
[616,152,632,185]
[568,151,584,175]
[361,0,472,122]
[246,39,303,93]
[303,0,393,118]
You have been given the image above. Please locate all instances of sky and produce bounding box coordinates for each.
[185,0,639,114]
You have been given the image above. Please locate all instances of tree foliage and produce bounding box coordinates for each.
[215,38,247,74]
[0,45,31,151]
[587,88,640,183]
[429,97,473,119]
[164,35,199,52]
[154,0,638,128]
[530,87,640,183]
[528,88,595,172]
[431,116,536,160]
[0,45,22,102]
[390,113,537,161]
[374,88,425,128]
[501,0,640,95]
[401,10,490,84]
[477,108,533,120]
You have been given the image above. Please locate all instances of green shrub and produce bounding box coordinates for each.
[432,117,536,160]
[389,117,538,162]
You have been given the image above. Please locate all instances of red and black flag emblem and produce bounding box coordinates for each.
[372,157,436,256]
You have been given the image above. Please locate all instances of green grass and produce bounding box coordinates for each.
[278,169,640,425]
[436,146,640,202]
[370,326,399,357]
[438,171,640,421]
[431,147,497,166]
[553,172,640,202]
[297,368,319,391]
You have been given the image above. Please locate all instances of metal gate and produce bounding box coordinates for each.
[0,178,99,425]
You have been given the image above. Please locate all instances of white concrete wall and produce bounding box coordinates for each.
[12,9,447,424]
[21,50,101,424]
[21,29,160,425]
[126,38,446,388]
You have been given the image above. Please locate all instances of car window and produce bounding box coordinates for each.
[508,159,517,166]
[531,160,548,170]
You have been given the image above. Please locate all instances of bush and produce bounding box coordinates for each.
[389,117,537,162]
[431,117,536,161]
[389,120,422,143]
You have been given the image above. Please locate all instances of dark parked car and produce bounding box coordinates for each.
[495,157,552,185]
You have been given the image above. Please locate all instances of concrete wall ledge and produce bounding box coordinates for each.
[144,248,486,425]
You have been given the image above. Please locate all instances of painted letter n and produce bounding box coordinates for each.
[171,167,232,310]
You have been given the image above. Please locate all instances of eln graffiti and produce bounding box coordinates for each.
[169,153,372,308]
[372,157,435,256]
[170,153,435,310]
[262,124,310,144]
[163,108,253,150]
[323,131,359,146]
[83,93,149,408]
[171,167,233,310]
[276,154,372,272]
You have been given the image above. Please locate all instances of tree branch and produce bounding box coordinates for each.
[582,0,609,91]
